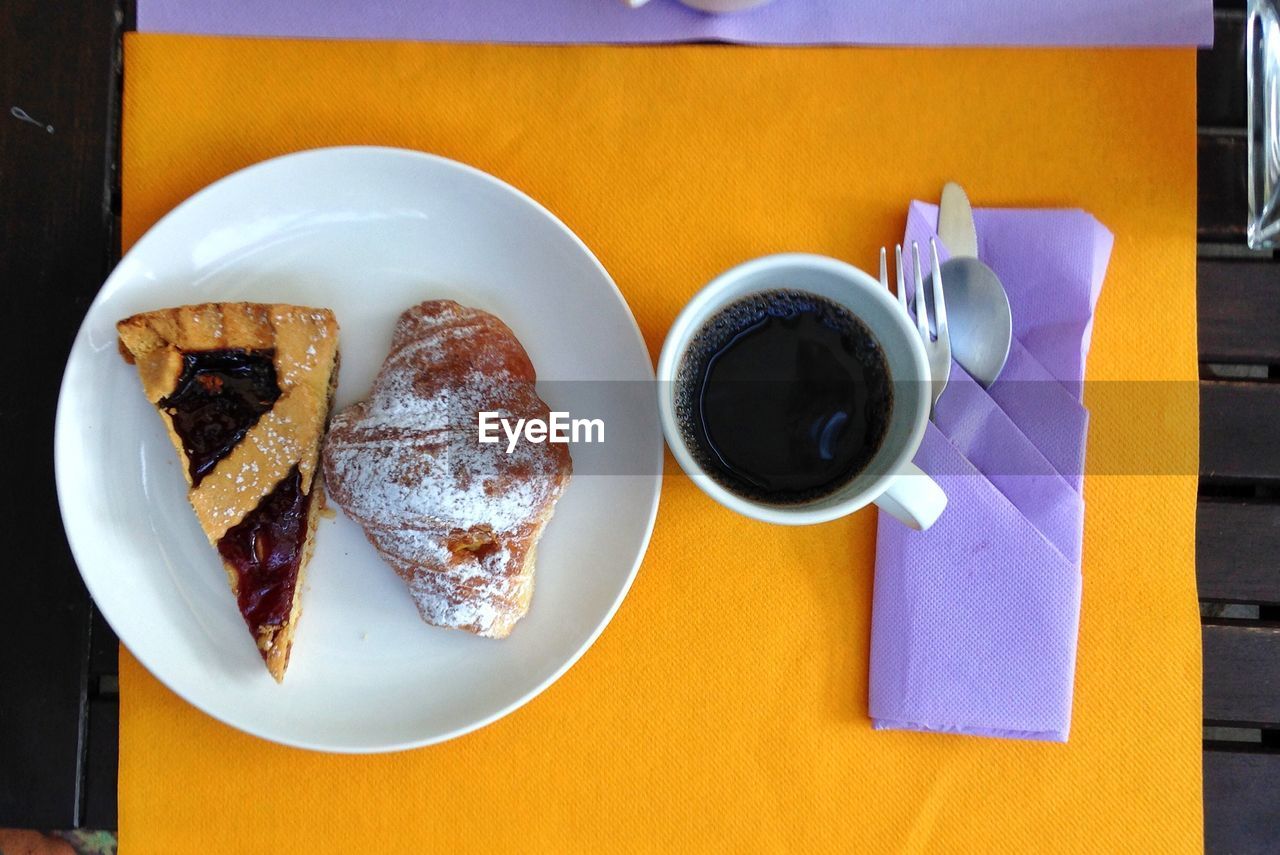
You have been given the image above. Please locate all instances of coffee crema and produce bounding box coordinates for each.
[675,290,892,504]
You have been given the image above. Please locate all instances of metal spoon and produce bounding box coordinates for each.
[923,257,1011,388]
[923,183,1012,388]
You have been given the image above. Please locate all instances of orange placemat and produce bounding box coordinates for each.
[120,35,1202,853]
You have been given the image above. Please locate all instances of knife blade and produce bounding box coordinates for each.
[937,182,979,259]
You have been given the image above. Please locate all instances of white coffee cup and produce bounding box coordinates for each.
[657,253,947,529]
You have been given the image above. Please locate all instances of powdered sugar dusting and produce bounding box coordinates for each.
[323,301,571,637]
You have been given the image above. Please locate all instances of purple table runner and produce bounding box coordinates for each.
[137,0,1212,47]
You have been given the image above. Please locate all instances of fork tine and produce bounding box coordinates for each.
[929,238,948,344]
[879,246,888,290]
[911,242,929,341]
[895,244,908,315]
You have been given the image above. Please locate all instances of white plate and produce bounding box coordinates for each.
[55,147,662,752]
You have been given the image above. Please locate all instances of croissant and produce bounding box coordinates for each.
[322,300,572,638]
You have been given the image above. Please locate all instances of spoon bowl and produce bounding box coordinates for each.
[925,256,1011,388]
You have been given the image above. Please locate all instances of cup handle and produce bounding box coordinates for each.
[874,463,947,530]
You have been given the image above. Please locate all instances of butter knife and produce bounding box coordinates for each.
[929,182,1012,387]
[937,181,979,259]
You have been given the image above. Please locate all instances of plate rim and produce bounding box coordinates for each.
[54,145,663,753]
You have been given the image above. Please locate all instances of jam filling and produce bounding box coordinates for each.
[159,349,281,486]
[216,466,311,642]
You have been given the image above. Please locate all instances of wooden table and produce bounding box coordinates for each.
[1,1,1275,849]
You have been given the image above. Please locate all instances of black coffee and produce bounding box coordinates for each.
[675,290,893,504]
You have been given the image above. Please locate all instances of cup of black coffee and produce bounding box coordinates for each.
[657,254,945,529]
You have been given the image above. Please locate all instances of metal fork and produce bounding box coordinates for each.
[879,239,950,415]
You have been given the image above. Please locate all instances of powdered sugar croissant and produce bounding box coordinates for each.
[322,300,571,638]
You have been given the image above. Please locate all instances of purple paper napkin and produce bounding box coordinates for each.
[137,0,1213,47]
[870,427,1082,740]
[934,364,1081,565]
[868,203,1113,742]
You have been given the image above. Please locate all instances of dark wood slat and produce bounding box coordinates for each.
[1204,748,1280,855]
[0,0,119,828]
[1204,621,1280,726]
[1196,12,1280,848]
[1199,260,1280,363]
[88,604,119,679]
[1198,134,1249,244]
[1198,500,1280,605]
[1201,381,1280,483]
[1199,14,1246,128]
[81,698,118,831]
